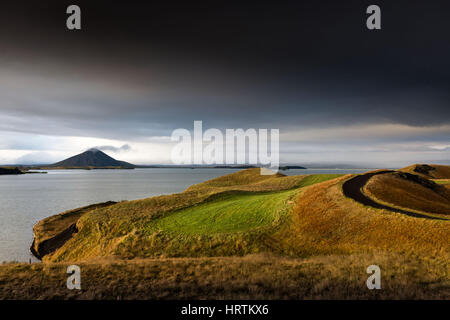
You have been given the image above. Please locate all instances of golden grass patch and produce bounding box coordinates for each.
[399,164,450,179]
[0,252,448,299]
[364,173,450,216]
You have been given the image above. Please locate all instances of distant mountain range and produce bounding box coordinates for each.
[50,148,135,169]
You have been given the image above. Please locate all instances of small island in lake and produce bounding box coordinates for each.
[0,167,24,175]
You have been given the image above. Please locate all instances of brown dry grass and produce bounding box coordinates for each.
[364,173,450,216]
[400,164,450,179]
[32,202,116,254]
[271,175,450,257]
[0,253,448,299]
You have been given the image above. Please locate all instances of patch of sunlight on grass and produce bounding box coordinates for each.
[151,189,297,235]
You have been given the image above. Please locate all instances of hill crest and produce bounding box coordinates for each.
[399,164,450,179]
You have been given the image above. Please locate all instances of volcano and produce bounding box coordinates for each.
[51,148,135,168]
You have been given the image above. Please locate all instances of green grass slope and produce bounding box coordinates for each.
[152,190,296,235]
[34,169,343,262]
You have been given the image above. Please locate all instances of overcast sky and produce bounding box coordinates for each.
[0,1,449,167]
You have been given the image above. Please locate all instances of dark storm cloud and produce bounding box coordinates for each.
[0,0,449,142]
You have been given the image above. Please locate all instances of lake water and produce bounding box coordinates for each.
[0,168,368,262]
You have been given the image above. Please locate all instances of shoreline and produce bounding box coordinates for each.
[30,201,117,260]
[30,223,78,260]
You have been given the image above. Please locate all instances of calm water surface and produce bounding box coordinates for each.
[0,168,368,262]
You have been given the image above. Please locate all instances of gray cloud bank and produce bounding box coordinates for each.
[0,1,449,166]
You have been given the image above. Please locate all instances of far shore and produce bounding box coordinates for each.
[10,165,386,171]
[0,167,46,175]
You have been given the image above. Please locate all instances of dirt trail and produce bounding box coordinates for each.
[342,171,447,220]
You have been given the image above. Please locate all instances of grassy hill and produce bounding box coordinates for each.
[32,167,449,263]
[400,164,450,179]
[2,165,448,299]
[363,171,450,216]
[32,169,342,262]
[271,174,449,258]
